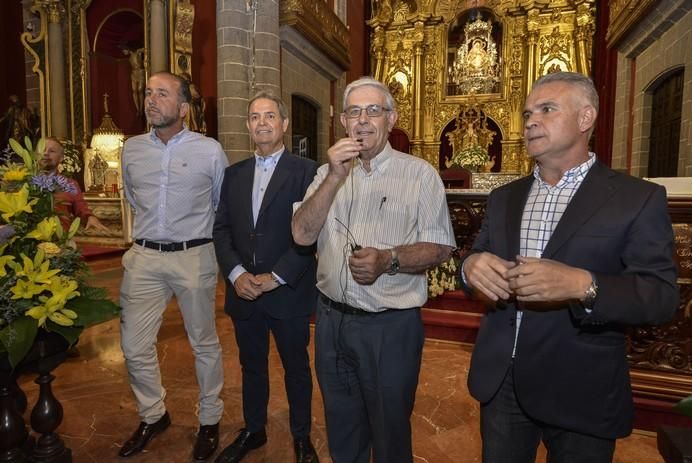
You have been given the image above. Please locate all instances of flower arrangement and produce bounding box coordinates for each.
[427,256,458,298]
[0,137,119,369]
[56,138,82,179]
[449,144,490,170]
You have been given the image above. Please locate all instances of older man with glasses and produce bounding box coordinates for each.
[292,76,456,463]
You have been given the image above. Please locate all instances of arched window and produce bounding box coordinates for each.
[648,68,683,177]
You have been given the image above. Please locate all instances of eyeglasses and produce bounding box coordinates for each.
[343,104,391,119]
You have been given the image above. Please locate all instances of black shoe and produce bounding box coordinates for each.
[118,412,171,458]
[294,438,319,463]
[194,423,220,461]
[214,428,267,463]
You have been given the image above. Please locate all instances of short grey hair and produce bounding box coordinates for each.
[247,90,288,120]
[342,77,396,112]
[532,71,599,113]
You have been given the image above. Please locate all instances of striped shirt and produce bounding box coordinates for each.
[122,127,229,242]
[298,142,456,312]
[513,153,596,354]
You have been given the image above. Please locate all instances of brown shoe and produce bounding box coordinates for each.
[193,423,219,461]
[118,412,171,458]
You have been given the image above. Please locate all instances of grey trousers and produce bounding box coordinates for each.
[314,297,424,463]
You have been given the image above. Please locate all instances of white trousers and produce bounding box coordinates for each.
[119,242,224,425]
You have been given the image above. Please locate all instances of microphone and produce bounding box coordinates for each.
[379,196,387,210]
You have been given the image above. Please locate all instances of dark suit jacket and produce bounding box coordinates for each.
[213,150,318,320]
[466,160,679,439]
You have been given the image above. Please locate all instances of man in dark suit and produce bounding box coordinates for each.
[462,72,679,463]
[212,90,319,463]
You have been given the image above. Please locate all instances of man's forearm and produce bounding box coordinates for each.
[292,175,342,246]
[397,242,454,273]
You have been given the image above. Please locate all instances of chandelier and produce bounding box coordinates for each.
[451,17,500,95]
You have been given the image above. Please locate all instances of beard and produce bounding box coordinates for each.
[145,109,179,129]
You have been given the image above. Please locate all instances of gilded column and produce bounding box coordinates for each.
[575,3,595,75]
[46,0,67,138]
[412,24,424,144]
[371,27,386,81]
[525,9,540,95]
[149,0,168,73]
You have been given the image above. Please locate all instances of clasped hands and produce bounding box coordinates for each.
[463,253,592,304]
[233,272,280,301]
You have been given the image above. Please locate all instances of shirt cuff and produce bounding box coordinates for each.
[272,272,285,285]
[229,265,247,284]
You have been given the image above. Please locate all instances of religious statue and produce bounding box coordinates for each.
[467,40,491,76]
[445,106,496,171]
[462,123,479,149]
[450,18,500,94]
[0,94,35,148]
[123,47,145,116]
[181,73,207,134]
[89,152,109,191]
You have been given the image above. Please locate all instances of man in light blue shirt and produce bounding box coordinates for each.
[118,72,228,461]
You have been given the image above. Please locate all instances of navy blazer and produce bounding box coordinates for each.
[213,150,318,320]
[466,160,679,439]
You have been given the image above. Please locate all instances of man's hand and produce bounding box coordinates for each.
[506,256,592,302]
[85,215,109,232]
[348,247,389,285]
[327,137,363,180]
[255,273,280,293]
[233,272,263,301]
[463,252,516,301]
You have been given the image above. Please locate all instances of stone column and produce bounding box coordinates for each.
[46,0,67,138]
[149,0,168,73]
[217,0,280,164]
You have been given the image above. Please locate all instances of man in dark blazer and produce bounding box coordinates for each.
[462,72,679,463]
[212,90,319,463]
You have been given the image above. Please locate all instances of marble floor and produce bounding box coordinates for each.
[15,256,663,462]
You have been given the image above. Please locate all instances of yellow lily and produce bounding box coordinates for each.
[40,277,80,309]
[0,254,14,277]
[11,278,47,299]
[25,277,80,327]
[0,184,38,222]
[9,250,61,299]
[2,166,28,182]
[27,216,62,241]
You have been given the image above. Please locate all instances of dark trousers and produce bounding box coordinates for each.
[314,297,424,463]
[481,365,616,463]
[232,309,313,439]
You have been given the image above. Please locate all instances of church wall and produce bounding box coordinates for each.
[611,5,692,177]
[280,48,330,165]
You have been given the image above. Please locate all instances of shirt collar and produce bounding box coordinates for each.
[149,126,190,145]
[356,142,393,174]
[255,147,284,166]
[533,152,596,188]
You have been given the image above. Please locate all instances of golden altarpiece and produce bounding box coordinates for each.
[370,0,692,427]
[368,0,595,188]
[19,0,200,247]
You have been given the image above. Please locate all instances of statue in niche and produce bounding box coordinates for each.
[123,47,146,115]
[467,40,492,76]
[89,152,109,191]
[181,73,207,134]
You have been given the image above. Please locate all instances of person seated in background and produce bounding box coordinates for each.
[40,137,109,232]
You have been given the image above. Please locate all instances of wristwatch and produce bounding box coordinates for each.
[581,273,598,309]
[388,248,400,275]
